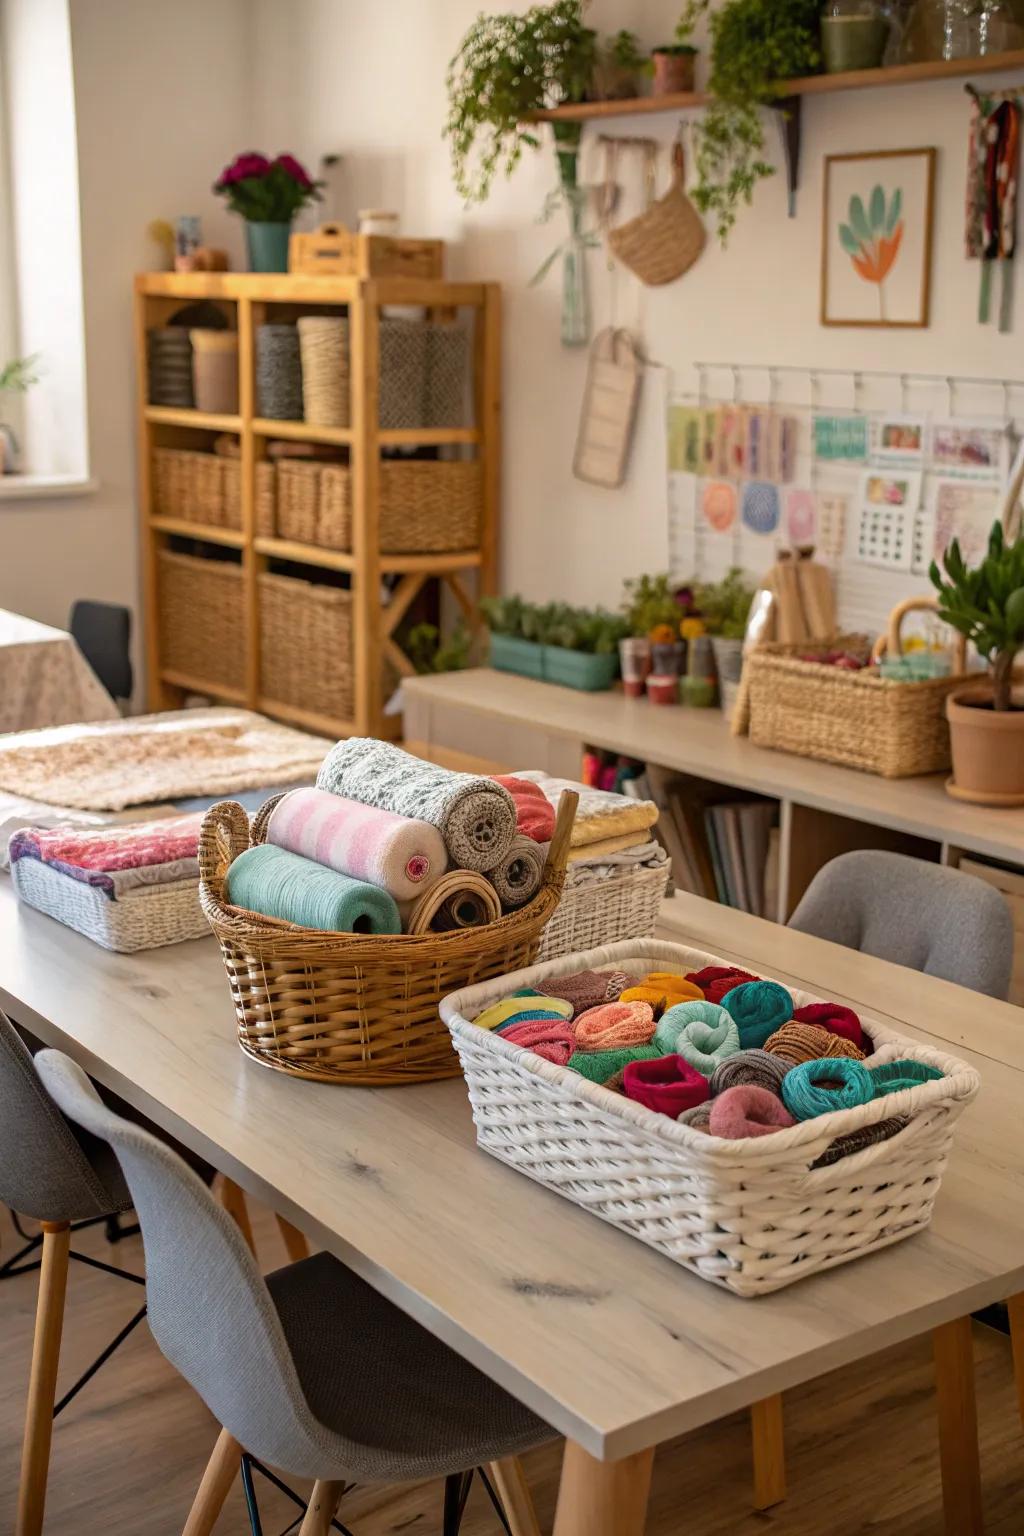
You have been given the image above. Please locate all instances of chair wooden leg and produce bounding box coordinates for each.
[1008,1292,1024,1433]
[16,1220,71,1536]
[182,1427,242,1536]
[276,1214,310,1263]
[750,1393,786,1510]
[488,1455,543,1536]
[552,1440,655,1536]
[299,1480,344,1535]
[933,1316,984,1536]
[219,1177,256,1256]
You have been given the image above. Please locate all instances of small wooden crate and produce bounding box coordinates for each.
[289,223,444,280]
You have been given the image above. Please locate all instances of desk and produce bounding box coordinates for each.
[0,609,116,733]
[2,878,1023,1534]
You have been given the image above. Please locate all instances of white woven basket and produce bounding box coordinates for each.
[538,859,669,962]
[11,860,209,953]
[440,938,979,1297]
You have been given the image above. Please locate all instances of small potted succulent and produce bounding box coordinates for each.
[592,29,648,99]
[213,152,323,273]
[620,573,697,690]
[930,521,1024,805]
[650,40,698,95]
[0,354,40,474]
[480,596,628,691]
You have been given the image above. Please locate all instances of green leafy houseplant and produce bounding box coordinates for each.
[677,0,820,242]
[480,596,626,654]
[930,522,1024,713]
[693,567,756,640]
[0,355,41,395]
[405,622,473,676]
[592,29,647,99]
[621,573,687,638]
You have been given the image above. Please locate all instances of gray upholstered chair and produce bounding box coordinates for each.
[0,1011,144,1536]
[789,850,1014,999]
[35,1047,550,1536]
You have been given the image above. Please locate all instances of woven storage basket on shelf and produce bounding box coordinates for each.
[379,317,429,428]
[255,460,276,536]
[319,464,352,550]
[221,459,242,530]
[379,461,481,553]
[157,550,245,692]
[538,857,669,962]
[153,448,194,520]
[426,322,470,428]
[258,570,354,719]
[298,316,349,427]
[11,858,207,953]
[441,937,979,1297]
[275,460,322,544]
[198,789,577,1085]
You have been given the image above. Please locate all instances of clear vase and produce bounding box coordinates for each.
[561,188,590,348]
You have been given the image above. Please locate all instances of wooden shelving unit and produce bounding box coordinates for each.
[134,270,501,741]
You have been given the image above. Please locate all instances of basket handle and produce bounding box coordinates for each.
[872,595,967,669]
[198,801,252,894]
[251,792,286,847]
[405,871,502,936]
[541,789,579,893]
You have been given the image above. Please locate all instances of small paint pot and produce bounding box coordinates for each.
[646,673,679,706]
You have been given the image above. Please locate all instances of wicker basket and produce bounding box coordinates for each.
[319,465,352,550]
[255,461,276,536]
[198,790,577,1085]
[154,448,234,528]
[426,322,470,428]
[11,858,207,953]
[380,461,481,553]
[379,318,429,429]
[157,550,245,692]
[258,570,354,719]
[298,316,349,427]
[275,460,322,544]
[538,857,669,962]
[441,937,979,1297]
[607,143,705,286]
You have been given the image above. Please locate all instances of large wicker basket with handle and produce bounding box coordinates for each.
[198,789,577,1085]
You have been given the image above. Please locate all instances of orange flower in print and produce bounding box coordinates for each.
[839,185,904,320]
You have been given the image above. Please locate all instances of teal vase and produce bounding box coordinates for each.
[246,220,292,273]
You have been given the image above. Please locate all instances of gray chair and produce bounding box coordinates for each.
[0,1012,144,1536]
[789,850,1014,1000]
[35,1047,551,1536]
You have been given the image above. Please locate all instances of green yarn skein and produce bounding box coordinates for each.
[568,1043,660,1085]
[721,980,793,1049]
[656,1000,739,1077]
[225,843,401,935]
[782,1057,874,1121]
[870,1059,944,1097]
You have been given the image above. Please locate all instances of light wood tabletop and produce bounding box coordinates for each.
[2,877,1023,1534]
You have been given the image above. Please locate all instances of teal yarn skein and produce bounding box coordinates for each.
[225,844,402,935]
[782,1057,874,1121]
[721,980,793,1049]
[656,1001,739,1077]
[870,1059,944,1097]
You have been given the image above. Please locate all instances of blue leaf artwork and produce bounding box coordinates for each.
[741,481,781,536]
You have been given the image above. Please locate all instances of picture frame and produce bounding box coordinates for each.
[821,148,935,329]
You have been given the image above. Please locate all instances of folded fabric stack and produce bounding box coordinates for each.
[472,965,944,1169]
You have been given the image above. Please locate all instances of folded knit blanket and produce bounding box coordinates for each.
[266,787,447,901]
[512,771,657,849]
[317,739,516,872]
[9,814,203,901]
[490,775,556,843]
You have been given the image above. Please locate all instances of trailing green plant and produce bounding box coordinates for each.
[405,621,473,675]
[930,521,1024,712]
[445,0,596,204]
[693,566,756,639]
[609,28,646,69]
[0,355,40,394]
[480,595,627,653]
[621,572,688,637]
[677,0,820,243]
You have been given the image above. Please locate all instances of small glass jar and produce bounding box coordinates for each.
[821,0,891,72]
[973,0,1024,53]
[900,0,976,60]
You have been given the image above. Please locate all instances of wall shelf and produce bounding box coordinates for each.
[145,406,242,432]
[252,418,353,446]
[253,536,355,572]
[150,516,244,548]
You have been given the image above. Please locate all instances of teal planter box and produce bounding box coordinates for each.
[543,647,619,692]
[489,633,545,679]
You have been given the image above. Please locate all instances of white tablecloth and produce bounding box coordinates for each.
[0,609,118,733]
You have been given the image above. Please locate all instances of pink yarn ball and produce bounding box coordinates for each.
[709,1085,796,1139]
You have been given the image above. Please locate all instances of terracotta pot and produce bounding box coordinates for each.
[651,50,696,95]
[946,684,1024,805]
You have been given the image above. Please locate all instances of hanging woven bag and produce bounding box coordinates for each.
[608,137,705,286]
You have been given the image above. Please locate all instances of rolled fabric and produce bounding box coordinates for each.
[655,999,733,1054]
[490,775,556,843]
[721,980,794,1050]
[685,965,759,1004]
[265,787,447,902]
[486,834,546,910]
[793,1002,869,1055]
[621,974,705,1010]
[677,1102,713,1132]
[710,1049,789,1099]
[812,1116,907,1168]
[499,1020,576,1066]
[710,1085,796,1139]
[765,1022,865,1068]
[433,889,494,931]
[622,1055,709,1119]
[225,844,401,935]
[316,737,517,872]
[869,1059,944,1097]
[656,1001,740,1076]
[472,994,573,1031]
[782,1058,875,1121]
[572,1001,655,1053]
[567,1043,660,1085]
[527,969,640,1017]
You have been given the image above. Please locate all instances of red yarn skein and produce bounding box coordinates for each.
[622,1055,710,1119]
[685,965,760,1005]
[793,1002,868,1054]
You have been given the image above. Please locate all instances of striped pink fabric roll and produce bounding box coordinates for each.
[265,788,448,901]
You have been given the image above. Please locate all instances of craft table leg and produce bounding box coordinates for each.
[1008,1292,1024,1432]
[181,1426,242,1536]
[552,1441,655,1536]
[275,1215,310,1263]
[750,1393,786,1510]
[17,1220,71,1536]
[219,1177,256,1256]
[932,1317,984,1536]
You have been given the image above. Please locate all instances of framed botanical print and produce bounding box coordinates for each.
[821,148,935,328]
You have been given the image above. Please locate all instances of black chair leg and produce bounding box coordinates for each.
[477,1465,514,1536]
[240,1453,265,1536]
[443,1470,474,1536]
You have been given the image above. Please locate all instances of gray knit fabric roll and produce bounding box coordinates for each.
[710,1049,789,1099]
[486,835,546,910]
[316,738,517,872]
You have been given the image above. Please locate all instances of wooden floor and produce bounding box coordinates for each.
[2,1203,1023,1535]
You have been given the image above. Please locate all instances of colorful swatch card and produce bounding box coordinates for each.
[714,405,746,478]
[929,419,1007,478]
[813,414,868,462]
[785,487,817,546]
[667,405,704,473]
[741,480,781,535]
[744,407,771,479]
[870,414,926,463]
[767,414,798,483]
[702,480,737,533]
[817,493,848,558]
[856,471,922,570]
[700,408,719,473]
[931,478,999,567]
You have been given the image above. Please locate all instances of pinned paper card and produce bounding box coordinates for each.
[700,408,718,473]
[702,480,737,533]
[667,404,703,473]
[767,414,798,483]
[814,414,868,461]
[785,487,817,545]
[870,414,926,463]
[855,470,922,571]
[929,419,1008,479]
[817,493,848,559]
[714,405,746,478]
[931,478,999,567]
[744,407,773,479]
[742,480,781,535]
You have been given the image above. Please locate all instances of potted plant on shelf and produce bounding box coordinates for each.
[213,152,323,273]
[0,354,41,474]
[593,29,648,99]
[480,596,627,691]
[650,40,699,95]
[620,572,697,690]
[930,521,1024,806]
[693,566,756,706]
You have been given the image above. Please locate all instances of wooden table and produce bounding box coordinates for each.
[0,609,116,734]
[2,877,1023,1535]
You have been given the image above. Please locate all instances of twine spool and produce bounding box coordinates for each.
[433,889,494,931]
[298,316,350,426]
[721,980,793,1049]
[782,1058,874,1121]
[622,1054,709,1119]
[499,1019,575,1066]
[792,1002,868,1054]
[225,844,401,935]
[656,1001,740,1076]
[765,1021,866,1068]
[567,1043,661,1085]
[572,1000,655,1053]
[710,1085,796,1139]
[256,323,303,420]
[486,834,546,910]
[685,965,759,1004]
[870,1059,944,1097]
[812,1116,908,1168]
[710,1049,789,1098]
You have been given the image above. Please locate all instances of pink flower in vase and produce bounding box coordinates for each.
[215,151,271,188]
[274,153,313,188]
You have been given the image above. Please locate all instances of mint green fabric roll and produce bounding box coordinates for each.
[225,844,401,935]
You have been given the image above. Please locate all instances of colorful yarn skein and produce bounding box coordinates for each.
[685,965,759,1004]
[472,994,573,1031]
[782,1058,874,1120]
[710,1049,789,1099]
[573,1001,655,1053]
[710,1085,797,1139]
[721,980,793,1049]
[765,1022,865,1068]
[622,1055,709,1120]
[524,969,639,1018]
[620,973,705,1011]
[677,1102,713,1132]
[792,1002,868,1054]
[811,1116,907,1168]
[499,1020,575,1066]
[567,1043,661,1085]
[870,1059,944,1097]
[656,1001,740,1076]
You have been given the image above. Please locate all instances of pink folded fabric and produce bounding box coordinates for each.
[792,1002,868,1054]
[709,1085,796,1139]
[490,775,556,843]
[622,1055,710,1119]
[499,1020,575,1066]
[572,1001,655,1053]
[265,787,448,901]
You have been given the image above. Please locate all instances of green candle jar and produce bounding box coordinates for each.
[821,1,890,70]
